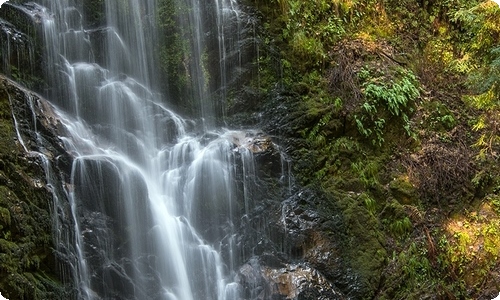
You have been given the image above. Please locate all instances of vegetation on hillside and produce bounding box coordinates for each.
[246,0,500,298]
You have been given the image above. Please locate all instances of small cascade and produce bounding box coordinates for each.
[215,0,242,119]
[175,0,213,129]
[1,0,291,300]
[0,17,36,85]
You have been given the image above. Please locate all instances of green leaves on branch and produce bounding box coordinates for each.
[451,1,500,61]
[273,0,377,70]
[448,1,500,159]
[364,72,419,117]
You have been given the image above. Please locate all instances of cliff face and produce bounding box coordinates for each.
[0,79,354,299]
[0,76,70,300]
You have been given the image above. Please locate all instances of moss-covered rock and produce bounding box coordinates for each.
[389,176,418,205]
[331,192,387,298]
[0,77,67,299]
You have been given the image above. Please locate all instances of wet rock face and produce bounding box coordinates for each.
[0,76,71,299]
[281,191,359,297]
[205,128,350,299]
[0,2,45,90]
[1,77,71,169]
[0,19,35,80]
[237,257,345,300]
[229,130,284,181]
[260,264,344,300]
[232,187,356,299]
[230,131,274,154]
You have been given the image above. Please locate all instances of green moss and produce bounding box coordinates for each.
[319,190,387,297]
[0,79,66,299]
[389,176,418,205]
[0,207,11,227]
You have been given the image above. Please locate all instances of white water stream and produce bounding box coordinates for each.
[3,0,283,299]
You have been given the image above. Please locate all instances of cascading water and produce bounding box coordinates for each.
[1,0,290,299]
[0,14,36,86]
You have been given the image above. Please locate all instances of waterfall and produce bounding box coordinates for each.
[1,0,289,299]
[0,16,36,86]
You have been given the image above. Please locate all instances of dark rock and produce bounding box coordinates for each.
[228,130,274,154]
[0,75,71,299]
[229,181,360,299]
[236,257,345,300]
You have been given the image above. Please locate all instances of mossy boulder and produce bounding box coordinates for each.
[333,192,387,298]
[389,176,418,205]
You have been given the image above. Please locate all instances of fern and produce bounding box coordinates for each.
[355,68,419,145]
[466,46,500,158]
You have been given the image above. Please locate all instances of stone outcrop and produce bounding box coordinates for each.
[229,185,359,299]
[230,131,274,154]
[237,257,345,300]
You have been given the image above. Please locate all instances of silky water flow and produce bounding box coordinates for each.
[1,0,290,299]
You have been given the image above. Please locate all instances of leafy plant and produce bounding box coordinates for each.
[465,47,500,158]
[355,67,420,145]
[351,159,380,188]
[389,216,412,237]
[454,3,500,159]
[265,0,379,71]
[437,206,500,295]
[359,193,377,215]
[425,101,456,131]
[307,113,332,147]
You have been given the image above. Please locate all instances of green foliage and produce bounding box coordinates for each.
[466,74,500,158]
[454,3,500,159]
[435,113,456,130]
[364,73,418,117]
[490,195,500,214]
[400,242,431,282]
[333,136,361,153]
[351,159,380,188]
[470,49,500,100]
[263,0,379,71]
[452,2,500,61]
[436,205,500,297]
[378,237,447,299]
[359,192,377,215]
[301,70,339,106]
[355,67,420,145]
[389,216,412,237]
[290,31,326,67]
[308,113,332,147]
[254,0,500,298]
[0,207,11,227]
[423,101,457,131]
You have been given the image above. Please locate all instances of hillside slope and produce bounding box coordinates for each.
[243,0,500,298]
